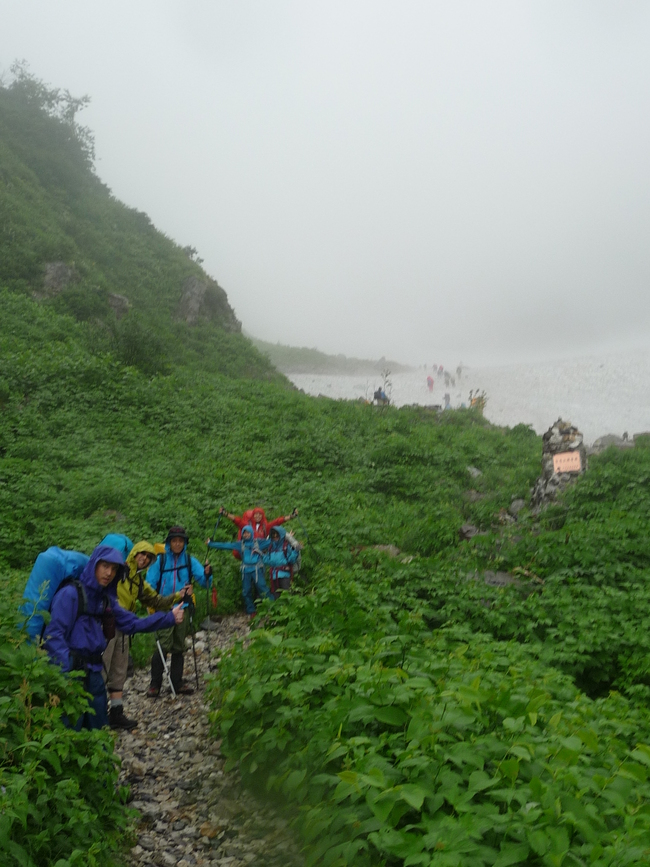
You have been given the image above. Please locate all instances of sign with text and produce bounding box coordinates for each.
[553,451,582,474]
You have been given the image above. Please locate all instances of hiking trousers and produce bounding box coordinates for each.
[102,628,129,692]
[74,670,109,730]
[242,566,273,615]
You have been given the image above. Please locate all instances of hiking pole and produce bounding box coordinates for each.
[156,640,176,699]
[293,509,310,544]
[294,510,321,563]
[186,589,201,691]
[204,511,222,671]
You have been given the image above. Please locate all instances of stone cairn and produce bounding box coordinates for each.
[531,418,586,510]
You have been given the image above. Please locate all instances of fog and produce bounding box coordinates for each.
[3,1,650,366]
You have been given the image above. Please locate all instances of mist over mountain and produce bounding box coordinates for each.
[0,65,280,382]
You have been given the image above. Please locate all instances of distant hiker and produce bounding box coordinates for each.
[207,525,272,618]
[43,544,183,730]
[263,526,300,594]
[374,388,389,406]
[444,393,451,410]
[427,375,434,393]
[145,526,212,697]
[102,540,191,729]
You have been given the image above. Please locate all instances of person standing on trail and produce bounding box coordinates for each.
[207,525,272,618]
[263,526,300,595]
[44,544,183,730]
[219,506,298,549]
[103,540,192,730]
[145,526,212,698]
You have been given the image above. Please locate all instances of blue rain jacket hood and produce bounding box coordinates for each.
[145,538,208,597]
[44,544,176,673]
[264,526,299,576]
[207,524,270,569]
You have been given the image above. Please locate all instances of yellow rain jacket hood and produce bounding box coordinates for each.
[118,540,183,613]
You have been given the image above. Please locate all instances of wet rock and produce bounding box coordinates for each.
[176,275,241,332]
[531,418,587,510]
[108,292,130,319]
[591,433,635,453]
[371,544,400,557]
[481,570,516,587]
[42,261,77,295]
[459,523,487,541]
[508,499,526,518]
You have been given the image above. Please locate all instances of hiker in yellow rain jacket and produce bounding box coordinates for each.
[102,540,192,730]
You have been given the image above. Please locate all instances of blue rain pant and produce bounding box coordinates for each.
[242,566,273,614]
[75,670,109,730]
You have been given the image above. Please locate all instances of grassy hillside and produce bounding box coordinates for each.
[250,336,412,375]
[4,67,650,867]
[0,65,282,381]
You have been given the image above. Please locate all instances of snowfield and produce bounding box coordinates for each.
[288,350,650,445]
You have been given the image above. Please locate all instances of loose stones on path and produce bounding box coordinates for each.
[116,613,304,867]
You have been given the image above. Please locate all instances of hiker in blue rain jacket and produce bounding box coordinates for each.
[145,525,212,697]
[263,525,300,595]
[207,525,272,618]
[44,544,183,730]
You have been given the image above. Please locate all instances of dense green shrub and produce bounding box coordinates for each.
[0,618,130,866]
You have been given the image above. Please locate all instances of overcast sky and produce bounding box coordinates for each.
[2,1,650,366]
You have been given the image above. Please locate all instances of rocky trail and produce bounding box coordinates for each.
[115,614,305,867]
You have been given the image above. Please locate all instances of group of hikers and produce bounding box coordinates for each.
[26,507,301,732]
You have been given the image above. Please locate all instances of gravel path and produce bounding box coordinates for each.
[115,614,305,867]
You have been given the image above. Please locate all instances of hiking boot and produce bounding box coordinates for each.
[175,681,195,696]
[248,612,257,621]
[146,684,161,698]
[109,706,138,730]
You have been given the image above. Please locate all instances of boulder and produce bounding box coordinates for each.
[42,261,77,296]
[590,433,635,453]
[531,418,587,510]
[508,498,526,518]
[108,292,130,320]
[176,275,241,332]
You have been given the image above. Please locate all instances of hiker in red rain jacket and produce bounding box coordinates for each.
[219,506,297,559]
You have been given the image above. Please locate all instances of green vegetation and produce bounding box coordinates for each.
[3,66,650,866]
[0,63,282,382]
[0,619,129,866]
[250,335,412,375]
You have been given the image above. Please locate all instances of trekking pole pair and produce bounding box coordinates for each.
[203,511,222,673]
[156,640,177,699]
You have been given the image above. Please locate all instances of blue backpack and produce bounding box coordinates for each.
[99,533,134,560]
[20,547,90,641]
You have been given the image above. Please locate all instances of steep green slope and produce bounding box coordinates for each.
[0,67,281,381]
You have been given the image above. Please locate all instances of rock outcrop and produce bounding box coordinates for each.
[41,261,77,295]
[108,292,130,320]
[176,276,241,332]
[531,418,586,510]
